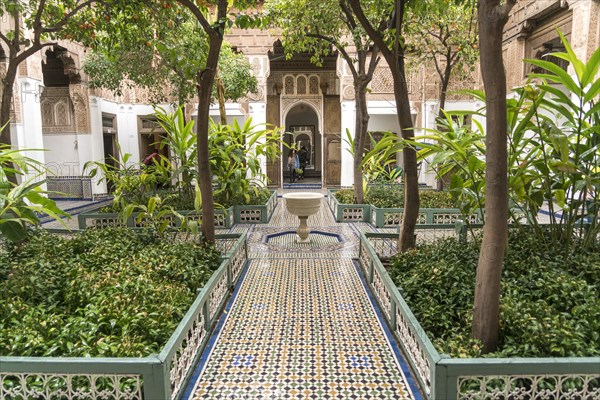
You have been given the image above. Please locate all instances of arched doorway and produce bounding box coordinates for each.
[282,102,321,184]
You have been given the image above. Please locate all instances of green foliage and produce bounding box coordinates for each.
[334,187,454,208]
[217,44,258,102]
[121,195,185,238]
[266,0,373,66]
[82,5,257,105]
[0,228,221,357]
[390,229,600,358]
[519,31,600,250]
[413,32,600,249]
[154,106,197,196]
[404,0,478,103]
[84,148,167,210]
[209,118,283,207]
[0,145,69,243]
[411,111,486,221]
[343,129,404,197]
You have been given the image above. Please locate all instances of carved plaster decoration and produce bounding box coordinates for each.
[69,84,90,134]
[342,85,355,100]
[247,86,265,102]
[281,97,322,118]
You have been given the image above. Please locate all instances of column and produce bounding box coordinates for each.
[340,101,355,187]
[16,77,45,181]
[249,102,267,185]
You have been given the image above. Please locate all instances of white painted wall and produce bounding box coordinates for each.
[340,101,355,187]
[17,77,46,185]
[209,103,247,126]
[44,134,81,176]
[248,102,267,184]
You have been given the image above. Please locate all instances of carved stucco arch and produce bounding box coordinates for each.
[280,99,322,130]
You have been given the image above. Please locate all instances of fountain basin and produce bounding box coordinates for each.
[282,192,324,217]
[282,192,324,243]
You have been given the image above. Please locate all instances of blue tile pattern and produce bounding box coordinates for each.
[185,195,421,399]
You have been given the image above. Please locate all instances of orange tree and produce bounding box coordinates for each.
[347,0,420,251]
[77,1,262,243]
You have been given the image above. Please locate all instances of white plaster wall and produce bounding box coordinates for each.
[208,103,247,127]
[44,134,80,176]
[248,102,267,185]
[87,97,107,194]
[340,101,355,187]
[17,77,46,184]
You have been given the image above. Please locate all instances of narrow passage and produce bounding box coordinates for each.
[185,195,420,399]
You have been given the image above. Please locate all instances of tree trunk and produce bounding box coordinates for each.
[216,74,227,125]
[353,78,370,204]
[195,32,224,244]
[472,0,514,353]
[391,59,419,252]
[436,61,452,191]
[345,0,419,251]
[0,64,17,147]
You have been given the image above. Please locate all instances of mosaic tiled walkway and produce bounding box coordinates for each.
[185,193,420,399]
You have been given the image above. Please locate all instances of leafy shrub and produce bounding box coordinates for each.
[0,228,221,357]
[365,185,405,208]
[103,187,273,212]
[333,187,455,208]
[333,189,355,204]
[389,230,600,358]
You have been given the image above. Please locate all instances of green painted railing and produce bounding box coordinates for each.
[371,207,482,228]
[359,232,441,397]
[326,189,371,223]
[233,190,278,224]
[0,233,248,400]
[77,206,235,230]
[359,232,600,400]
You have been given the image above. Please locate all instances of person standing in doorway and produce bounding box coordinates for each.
[298,146,308,181]
[287,150,300,183]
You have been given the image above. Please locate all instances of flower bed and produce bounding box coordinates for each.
[358,231,600,399]
[0,228,248,399]
[328,188,481,228]
[77,189,277,230]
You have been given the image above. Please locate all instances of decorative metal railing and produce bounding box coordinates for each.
[234,190,278,224]
[78,207,235,230]
[359,232,600,399]
[327,189,371,223]
[46,176,93,200]
[372,207,482,228]
[0,233,248,400]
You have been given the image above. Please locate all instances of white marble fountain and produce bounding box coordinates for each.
[282,192,324,243]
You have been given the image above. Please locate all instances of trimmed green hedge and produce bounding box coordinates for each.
[0,228,221,357]
[334,186,455,208]
[389,230,600,358]
[103,187,273,212]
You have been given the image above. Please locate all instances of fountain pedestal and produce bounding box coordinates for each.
[282,192,324,243]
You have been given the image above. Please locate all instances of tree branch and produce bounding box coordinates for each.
[499,0,517,19]
[307,32,358,80]
[347,0,391,60]
[12,5,20,48]
[339,0,357,31]
[42,0,102,34]
[366,45,380,77]
[33,0,48,32]
[13,41,56,66]
[432,51,444,79]
[173,0,213,34]
[0,31,10,49]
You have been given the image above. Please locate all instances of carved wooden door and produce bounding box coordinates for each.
[325,135,341,186]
